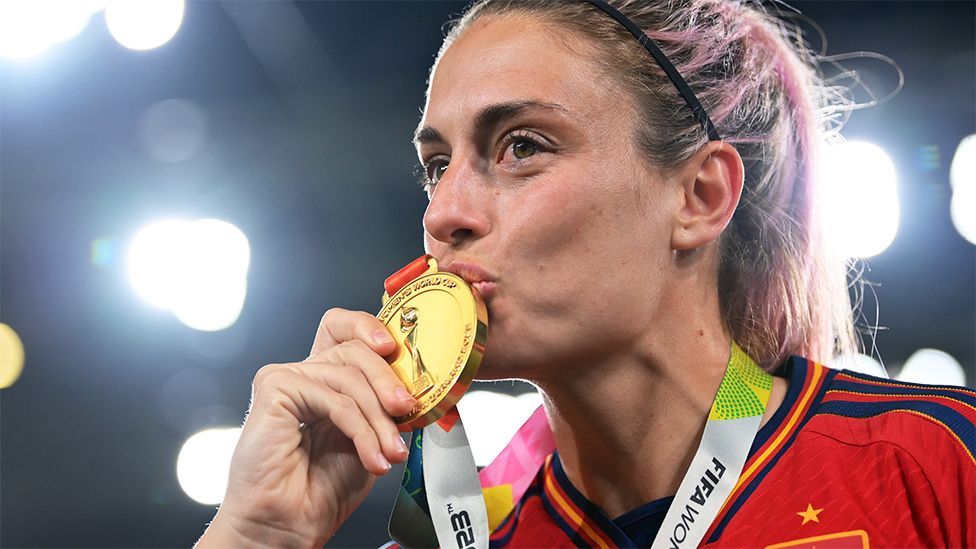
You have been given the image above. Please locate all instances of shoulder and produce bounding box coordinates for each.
[762,356,976,491]
[811,365,976,462]
[722,359,976,547]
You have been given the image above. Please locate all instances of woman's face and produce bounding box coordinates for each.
[417,15,683,380]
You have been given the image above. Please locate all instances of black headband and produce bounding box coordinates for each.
[584,0,721,141]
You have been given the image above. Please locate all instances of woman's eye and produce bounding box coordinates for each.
[511,139,538,159]
[424,159,449,187]
[501,132,547,164]
[431,163,448,183]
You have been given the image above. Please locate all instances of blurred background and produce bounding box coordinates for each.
[0,1,972,547]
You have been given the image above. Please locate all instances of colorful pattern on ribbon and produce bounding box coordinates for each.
[709,343,773,420]
[478,405,555,530]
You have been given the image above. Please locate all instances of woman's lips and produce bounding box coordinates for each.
[470,280,497,299]
[442,261,497,299]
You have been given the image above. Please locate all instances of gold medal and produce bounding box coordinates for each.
[378,255,488,431]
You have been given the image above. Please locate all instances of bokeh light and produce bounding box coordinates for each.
[951,184,976,245]
[139,99,209,163]
[176,427,241,505]
[820,141,901,258]
[127,219,250,331]
[172,277,248,332]
[128,220,192,309]
[832,353,888,378]
[950,135,976,245]
[897,348,966,386]
[0,323,26,389]
[0,0,100,59]
[105,0,184,51]
[950,135,975,191]
[457,389,543,467]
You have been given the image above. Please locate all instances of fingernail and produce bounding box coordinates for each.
[377,453,392,472]
[393,434,409,454]
[395,386,415,403]
[372,330,394,345]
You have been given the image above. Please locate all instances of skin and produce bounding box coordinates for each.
[419,14,786,517]
[198,13,787,547]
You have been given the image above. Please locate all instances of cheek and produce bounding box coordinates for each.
[506,179,661,267]
[500,180,607,255]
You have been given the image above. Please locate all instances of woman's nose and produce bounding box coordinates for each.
[422,163,491,247]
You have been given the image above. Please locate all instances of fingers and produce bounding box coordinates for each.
[251,359,412,475]
[312,362,411,465]
[310,308,397,359]
[318,339,416,417]
[255,368,391,475]
[244,306,416,477]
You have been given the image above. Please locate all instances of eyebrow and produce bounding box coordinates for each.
[413,100,570,146]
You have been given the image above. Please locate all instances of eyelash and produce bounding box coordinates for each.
[499,130,540,153]
[417,130,549,190]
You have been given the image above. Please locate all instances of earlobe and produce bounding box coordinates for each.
[671,142,744,251]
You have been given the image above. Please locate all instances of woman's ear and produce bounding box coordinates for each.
[671,141,744,250]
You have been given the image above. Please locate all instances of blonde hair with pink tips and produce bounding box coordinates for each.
[442,0,857,369]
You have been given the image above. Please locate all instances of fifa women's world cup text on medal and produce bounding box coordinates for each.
[377,256,488,432]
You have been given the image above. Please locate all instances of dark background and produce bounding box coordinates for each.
[1,1,973,547]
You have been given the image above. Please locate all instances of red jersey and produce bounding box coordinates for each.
[486,358,976,548]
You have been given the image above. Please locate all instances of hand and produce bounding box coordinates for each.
[197,308,416,547]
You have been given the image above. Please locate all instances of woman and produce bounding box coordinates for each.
[199,1,975,547]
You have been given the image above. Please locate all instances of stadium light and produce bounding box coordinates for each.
[177,427,241,505]
[127,219,250,331]
[820,141,900,258]
[105,0,184,51]
[831,353,887,378]
[897,348,966,386]
[0,323,25,389]
[950,135,976,245]
[0,0,99,59]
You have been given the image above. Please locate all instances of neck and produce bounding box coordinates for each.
[532,266,786,518]
[538,326,729,518]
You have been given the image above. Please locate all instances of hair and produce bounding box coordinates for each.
[437,0,858,370]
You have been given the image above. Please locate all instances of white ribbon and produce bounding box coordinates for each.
[422,415,489,549]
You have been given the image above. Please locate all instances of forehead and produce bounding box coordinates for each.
[422,15,620,131]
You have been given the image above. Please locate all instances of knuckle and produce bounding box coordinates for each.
[338,357,375,387]
[347,338,370,352]
[332,394,358,415]
[332,363,359,382]
[319,307,337,327]
[354,309,382,326]
[252,363,283,389]
[321,307,347,328]
[333,340,368,365]
[330,402,363,430]
[351,430,375,450]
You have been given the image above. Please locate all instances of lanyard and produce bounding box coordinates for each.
[382,255,772,547]
[384,256,489,549]
[476,343,772,548]
[649,343,772,548]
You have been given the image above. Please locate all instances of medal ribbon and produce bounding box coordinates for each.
[649,343,771,548]
[382,257,772,547]
[475,343,772,547]
[386,257,489,549]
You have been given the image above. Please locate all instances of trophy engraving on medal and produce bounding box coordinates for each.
[400,306,434,397]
